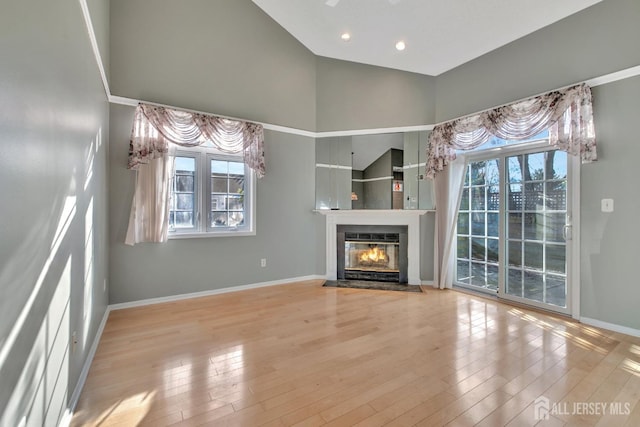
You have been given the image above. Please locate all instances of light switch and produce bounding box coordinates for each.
[601,198,614,213]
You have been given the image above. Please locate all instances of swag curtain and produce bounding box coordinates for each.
[128,103,265,177]
[427,83,597,289]
[426,83,597,179]
[124,103,265,245]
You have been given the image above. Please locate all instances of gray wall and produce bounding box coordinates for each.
[435,0,640,122]
[109,105,323,303]
[110,0,317,131]
[417,132,434,210]
[316,57,436,131]
[420,214,436,283]
[581,76,640,329]
[0,0,109,424]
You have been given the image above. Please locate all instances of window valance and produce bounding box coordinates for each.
[426,83,597,178]
[128,103,265,178]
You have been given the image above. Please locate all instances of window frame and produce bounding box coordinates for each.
[454,137,578,316]
[168,146,256,239]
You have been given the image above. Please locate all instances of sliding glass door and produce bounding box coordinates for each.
[456,144,575,314]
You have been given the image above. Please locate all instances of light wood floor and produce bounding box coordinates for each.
[72,280,640,426]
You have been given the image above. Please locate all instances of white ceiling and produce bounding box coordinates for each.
[251,0,601,76]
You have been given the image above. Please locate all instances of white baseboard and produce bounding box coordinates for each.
[421,280,436,288]
[58,306,111,427]
[109,275,326,311]
[580,317,640,338]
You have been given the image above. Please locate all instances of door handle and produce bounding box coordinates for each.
[563,224,572,241]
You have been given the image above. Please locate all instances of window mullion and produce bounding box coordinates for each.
[498,154,506,297]
[198,152,205,233]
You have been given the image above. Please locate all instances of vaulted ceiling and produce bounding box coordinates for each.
[251,0,602,76]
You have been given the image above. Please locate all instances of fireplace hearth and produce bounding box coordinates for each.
[337,225,408,283]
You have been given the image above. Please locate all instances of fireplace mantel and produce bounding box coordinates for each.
[316,209,435,286]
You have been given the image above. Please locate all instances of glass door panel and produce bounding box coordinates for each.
[505,150,568,309]
[456,159,500,292]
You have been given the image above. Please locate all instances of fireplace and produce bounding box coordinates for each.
[337,225,408,283]
[318,209,430,285]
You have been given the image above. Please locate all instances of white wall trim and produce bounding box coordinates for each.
[265,123,316,138]
[403,162,426,170]
[316,125,434,137]
[585,65,640,88]
[109,275,325,310]
[352,176,394,183]
[580,317,640,338]
[78,0,110,99]
[316,163,352,170]
[58,306,111,427]
[108,94,137,106]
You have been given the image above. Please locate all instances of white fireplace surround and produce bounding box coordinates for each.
[317,209,434,286]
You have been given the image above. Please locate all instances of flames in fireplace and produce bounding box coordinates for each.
[358,246,389,267]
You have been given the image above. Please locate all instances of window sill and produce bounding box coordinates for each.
[168,230,256,239]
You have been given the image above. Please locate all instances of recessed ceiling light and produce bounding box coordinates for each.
[395,40,406,51]
[341,32,351,42]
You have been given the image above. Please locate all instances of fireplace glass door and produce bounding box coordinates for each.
[344,234,400,282]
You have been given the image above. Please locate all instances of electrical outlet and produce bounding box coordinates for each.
[261,258,267,267]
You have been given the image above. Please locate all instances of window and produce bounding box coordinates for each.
[169,146,255,237]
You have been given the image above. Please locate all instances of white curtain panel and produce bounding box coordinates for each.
[125,154,175,246]
[434,158,466,289]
